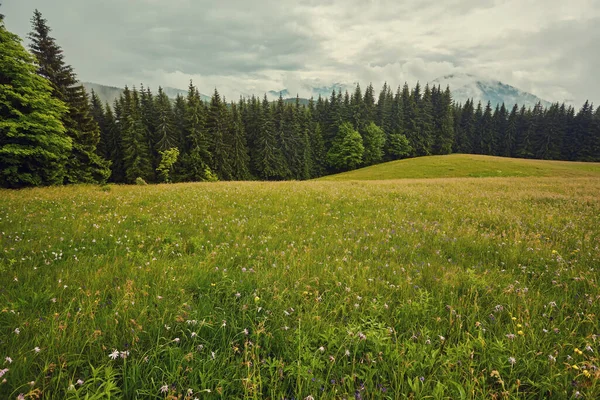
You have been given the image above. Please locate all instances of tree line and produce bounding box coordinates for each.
[1,9,599,188]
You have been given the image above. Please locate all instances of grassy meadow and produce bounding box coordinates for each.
[319,154,600,180]
[1,156,600,399]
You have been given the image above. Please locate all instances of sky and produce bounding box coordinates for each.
[3,0,599,105]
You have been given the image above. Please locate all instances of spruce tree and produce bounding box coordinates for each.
[29,10,110,183]
[254,95,286,179]
[0,14,71,187]
[154,87,177,152]
[206,89,233,180]
[229,102,250,180]
[120,87,153,182]
[310,123,326,177]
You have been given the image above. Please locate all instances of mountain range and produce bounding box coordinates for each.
[83,74,552,109]
[429,73,551,109]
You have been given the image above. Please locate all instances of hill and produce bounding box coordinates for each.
[319,154,600,180]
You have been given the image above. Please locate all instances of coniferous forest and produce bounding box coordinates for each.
[1,9,600,188]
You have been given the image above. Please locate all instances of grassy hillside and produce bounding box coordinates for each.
[1,178,599,398]
[319,154,600,180]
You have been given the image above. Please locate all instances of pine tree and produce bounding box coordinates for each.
[0,14,71,187]
[29,10,110,184]
[456,99,474,153]
[504,105,519,157]
[103,103,125,183]
[431,86,454,155]
[63,85,111,183]
[413,84,433,156]
[206,89,233,180]
[310,122,326,177]
[89,90,108,160]
[229,102,250,180]
[401,83,417,157]
[254,95,286,179]
[154,87,177,152]
[120,87,153,182]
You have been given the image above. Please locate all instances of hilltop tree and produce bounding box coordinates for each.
[0,14,71,187]
[28,9,110,183]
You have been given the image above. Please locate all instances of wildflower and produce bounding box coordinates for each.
[585,345,593,353]
[254,296,260,303]
[173,338,180,343]
[191,332,197,338]
[549,355,556,362]
[318,346,325,352]
[68,384,75,391]
[508,357,516,365]
[34,347,41,353]
[439,336,446,342]
[575,348,583,355]
[345,349,351,357]
[5,357,12,364]
[305,396,315,400]
[187,388,194,396]
[583,370,591,378]
[17,394,24,400]
[517,330,524,336]
[506,333,516,340]
[160,384,169,393]
[243,328,249,335]
[419,376,425,382]
[120,351,129,359]
[76,379,84,385]
[329,355,335,362]
[14,328,20,335]
[358,332,367,340]
[221,320,227,327]
[0,369,8,378]
[211,351,216,359]
[235,292,241,298]
[108,350,119,360]
[572,364,580,370]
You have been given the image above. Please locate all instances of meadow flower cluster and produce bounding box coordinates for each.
[0,176,599,398]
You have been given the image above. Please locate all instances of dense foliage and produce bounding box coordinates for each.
[91,82,600,184]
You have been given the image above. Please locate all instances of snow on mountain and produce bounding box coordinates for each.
[430,73,551,109]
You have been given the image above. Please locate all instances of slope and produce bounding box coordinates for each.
[318,154,600,181]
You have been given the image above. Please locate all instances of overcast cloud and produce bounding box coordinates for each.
[3,0,599,104]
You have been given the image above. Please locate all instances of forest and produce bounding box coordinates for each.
[1,9,599,188]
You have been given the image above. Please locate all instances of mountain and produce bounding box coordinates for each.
[267,83,354,101]
[81,82,210,106]
[429,73,552,108]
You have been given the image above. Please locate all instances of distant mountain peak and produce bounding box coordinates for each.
[429,74,550,108]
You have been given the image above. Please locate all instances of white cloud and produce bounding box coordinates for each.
[3,0,599,104]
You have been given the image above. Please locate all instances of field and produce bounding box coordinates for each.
[1,156,600,399]
[319,154,600,180]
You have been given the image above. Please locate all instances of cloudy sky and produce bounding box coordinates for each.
[3,0,599,104]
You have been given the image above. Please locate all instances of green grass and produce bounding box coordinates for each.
[1,170,599,398]
[319,154,600,180]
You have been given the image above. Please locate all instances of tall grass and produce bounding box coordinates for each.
[0,175,599,399]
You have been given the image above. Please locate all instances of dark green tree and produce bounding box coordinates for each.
[362,122,386,166]
[29,9,110,183]
[0,15,71,187]
[327,122,364,171]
